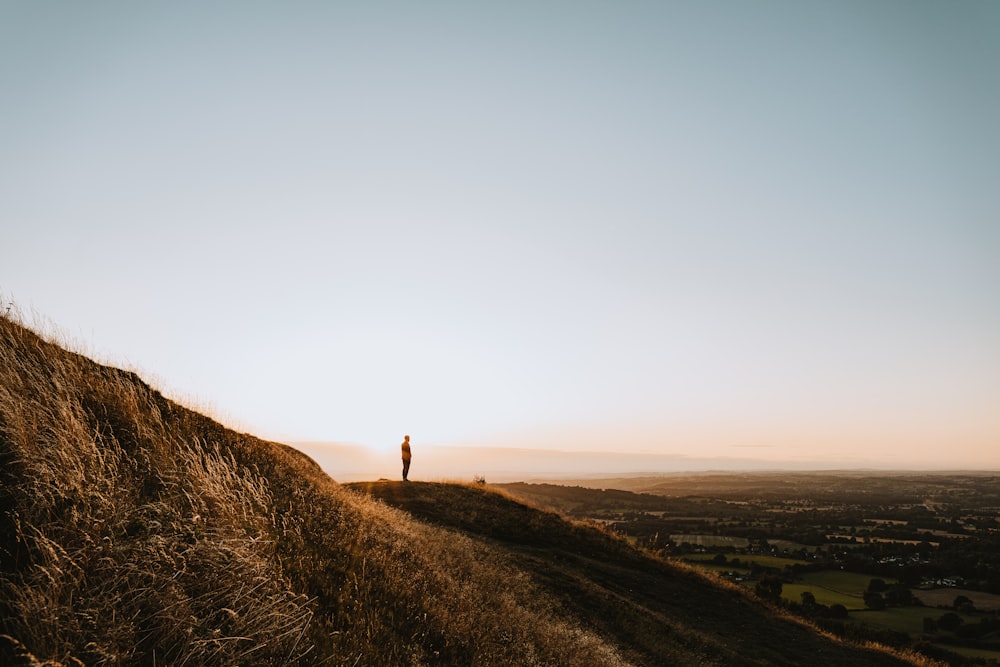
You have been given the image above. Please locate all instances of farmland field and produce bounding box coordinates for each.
[739,554,811,569]
[850,607,940,634]
[913,587,1000,611]
[800,570,895,595]
[769,539,815,553]
[669,534,748,548]
[942,645,1000,662]
[682,554,809,569]
[782,583,861,610]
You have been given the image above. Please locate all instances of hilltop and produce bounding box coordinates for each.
[0,310,934,665]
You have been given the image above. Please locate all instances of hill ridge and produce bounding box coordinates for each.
[0,311,930,665]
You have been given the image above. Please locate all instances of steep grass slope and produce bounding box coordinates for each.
[0,312,622,665]
[0,310,934,666]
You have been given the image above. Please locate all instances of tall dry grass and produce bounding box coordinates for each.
[0,305,629,665]
[2,304,931,666]
[0,307,313,665]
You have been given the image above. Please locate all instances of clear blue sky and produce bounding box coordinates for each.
[3,1,998,469]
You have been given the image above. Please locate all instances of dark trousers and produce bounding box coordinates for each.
[402,459,410,481]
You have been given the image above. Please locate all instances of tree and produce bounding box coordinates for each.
[754,575,783,602]
[885,584,913,606]
[864,592,886,610]
[867,578,888,593]
[953,594,975,612]
[800,591,817,607]
[828,604,848,619]
[937,612,963,632]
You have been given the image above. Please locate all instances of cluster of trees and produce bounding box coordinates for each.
[861,578,916,610]
[924,612,1000,641]
[747,574,851,621]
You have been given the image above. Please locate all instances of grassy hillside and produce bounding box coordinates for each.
[348,481,942,667]
[0,309,937,666]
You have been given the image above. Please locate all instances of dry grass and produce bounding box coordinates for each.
[0,305,628,665]
[0,308,314,665]
[0,303,937,666]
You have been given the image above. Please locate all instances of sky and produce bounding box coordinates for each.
[3,1,999,473]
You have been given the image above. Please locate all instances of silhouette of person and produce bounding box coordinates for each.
[401,434,411,481]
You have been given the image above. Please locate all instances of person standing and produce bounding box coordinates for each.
[401,434,412,481]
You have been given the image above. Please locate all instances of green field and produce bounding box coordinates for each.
[769,539,816,553]
[941,644,1000,662]
[913,587,1000,611]
[782,583,861,610]
[849,603,1000,663]
[670,534,748,548]
[682,553,732,563]
[684,560,894,603]
[799,569,895,595]
[739,554,811,569]
[682,554,809,569]
[781,570,1000,662]
[849,607,936,634]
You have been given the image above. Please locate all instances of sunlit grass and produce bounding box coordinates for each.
[0,302,939,666]
[0,305,629,665]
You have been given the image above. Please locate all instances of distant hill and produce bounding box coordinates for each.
[0,310,933,665]
[524,472,1000,505]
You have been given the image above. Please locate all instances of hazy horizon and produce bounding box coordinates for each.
[4,2,998,470]
[290,441,1000,484]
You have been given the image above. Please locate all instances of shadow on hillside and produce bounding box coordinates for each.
[346,481,919,667]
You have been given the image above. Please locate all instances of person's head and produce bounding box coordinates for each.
[404,435,410,441]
